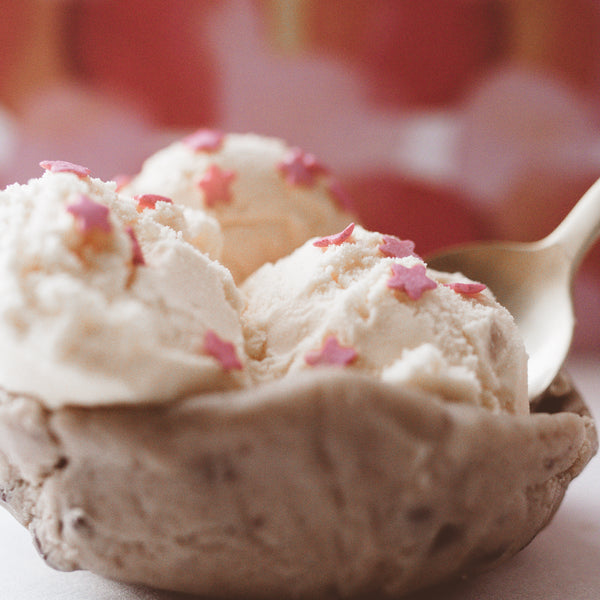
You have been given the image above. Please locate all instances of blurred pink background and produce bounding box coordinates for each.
[0,0,598,351]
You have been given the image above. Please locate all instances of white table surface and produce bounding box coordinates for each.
[1,353,598,600]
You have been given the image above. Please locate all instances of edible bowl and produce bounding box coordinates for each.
[0,369,596,598]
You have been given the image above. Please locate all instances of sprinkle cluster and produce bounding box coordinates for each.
[41,159,246,374]
[303,226,487,369]
[38,150,487,381]
[179,129,353,213]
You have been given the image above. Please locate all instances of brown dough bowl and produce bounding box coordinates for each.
[0,369,596,599]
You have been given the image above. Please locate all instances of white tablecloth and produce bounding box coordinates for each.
[1,353,598,600]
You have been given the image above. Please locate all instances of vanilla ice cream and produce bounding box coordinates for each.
[122,130,355,282]
[0,162,246,408]
[242,224,529,414]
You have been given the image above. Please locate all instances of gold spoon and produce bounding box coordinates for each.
[427,178,600,399]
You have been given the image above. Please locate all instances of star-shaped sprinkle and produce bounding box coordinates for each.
[378,235,416,259]
[135,194,174,211]
[66,195,112,233]
[277,147,327,186]
[126,226,145,266]
[40,160,90,178]
[197,164,236,207]
[445,282,487,295]
[313,222,355,247]
[182,129,225,152]
[387,263,437,300]
[305,335,358,367]
[203,330,243,371]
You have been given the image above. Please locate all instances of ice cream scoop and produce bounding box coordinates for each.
[427,177,600,400]
[121,131,355,282]
[242,224,529,414]
[0,162,246,408]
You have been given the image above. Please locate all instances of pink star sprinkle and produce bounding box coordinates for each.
[387,263,437,300]
[182,129,225,152]
[378,235,416,259]
[305,335,358,367]
[445,282,487,295]
[40,160,90,178]
[198,164,236,207]
[277,147,327,186]
[126,226,145,266]
[313,222,355,247]
[135,194,174,211]
[66,195,112,234]
[203,330,243,371]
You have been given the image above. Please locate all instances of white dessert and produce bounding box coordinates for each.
[122,130,354,282]
[0,144,594,600]
[242,224,528,414]
[0,163,245,408]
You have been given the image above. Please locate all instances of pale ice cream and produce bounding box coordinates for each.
[0,162,246,408]
[0,150,528,417]
[242,224,529,414]
[121,130,354,282]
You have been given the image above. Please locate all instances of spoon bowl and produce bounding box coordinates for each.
[427,178,600,399]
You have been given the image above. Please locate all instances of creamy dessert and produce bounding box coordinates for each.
[0,137,595,599]
[121,130,354,282]
[242,223,528,414]
[0,160,246,407]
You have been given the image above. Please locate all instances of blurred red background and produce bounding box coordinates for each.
[0,0,598,350]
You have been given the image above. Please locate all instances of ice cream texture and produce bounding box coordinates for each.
[0,138,592,600]
[242,224,529,414]
[121,130,354,282]
[0,162,246,408]
[0,135,528,416]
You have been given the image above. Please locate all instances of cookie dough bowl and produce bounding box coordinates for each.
[0,370,596,598]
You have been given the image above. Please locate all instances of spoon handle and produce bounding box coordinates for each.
[543,176,600,273]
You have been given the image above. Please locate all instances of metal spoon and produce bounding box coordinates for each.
[427,178,600,399]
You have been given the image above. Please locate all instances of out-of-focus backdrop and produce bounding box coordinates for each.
[0,0,598,350]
